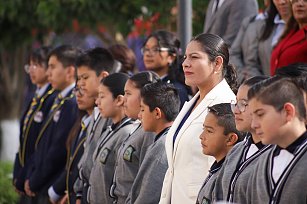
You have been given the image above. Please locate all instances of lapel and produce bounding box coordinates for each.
[205,0,230,32]
[276,27,307,55]
[172,93,216,160]
[204,0,215,32]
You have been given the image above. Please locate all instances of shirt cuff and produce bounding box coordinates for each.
[48,186,61,202]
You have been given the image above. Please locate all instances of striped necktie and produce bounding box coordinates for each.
[22,94,39,134]
[51,94,63,112]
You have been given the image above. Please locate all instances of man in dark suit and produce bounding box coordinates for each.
[204,0,259,46]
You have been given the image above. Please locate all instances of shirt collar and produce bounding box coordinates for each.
[155,127,170,142]
[274,131,307,156]
[209,157,225,173]
[274,15,285,25]
[36,83,50,98]
[59,83,75,98]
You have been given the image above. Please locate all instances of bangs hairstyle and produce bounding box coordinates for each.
[29,46,53,68]
[141,82,180,122]
[48,45,82,68]
[100,73,129,98]
[76,47,115,76]
[248,77,306,121]
[129,71,161,89]
[208,103,243,143]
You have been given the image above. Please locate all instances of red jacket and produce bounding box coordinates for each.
[270,25,307,75]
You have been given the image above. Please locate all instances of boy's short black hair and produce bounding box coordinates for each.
[48,45,82,68]
[141,82,180,122]
[208,103,243,143]
[275,63,307,92]
[242,75,269,87]
[76,47,115,76]
[248,76,306,121]
[30,46,53,68]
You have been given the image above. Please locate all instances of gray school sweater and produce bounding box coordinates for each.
[215,135,271,203]
[74,112,111,196]
[248,133,307,204]
[110,121,155,204]
[125,127,169,204]
[196,158,225,204]
[88,118,135,204]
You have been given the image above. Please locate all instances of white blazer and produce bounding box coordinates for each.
[159,79,236,204]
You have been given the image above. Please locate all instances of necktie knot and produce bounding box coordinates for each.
[51,94,63,111]
[81,121,86,131]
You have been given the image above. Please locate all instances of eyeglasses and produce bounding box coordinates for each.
[24,64,38,74]
[141,47,170,55]
[231,100,248,113]
[73,87,84,96]
[290,0,307,3]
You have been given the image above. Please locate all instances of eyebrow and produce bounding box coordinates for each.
[253,109,263,114]
[204,125,214,129]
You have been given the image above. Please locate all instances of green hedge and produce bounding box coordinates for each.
[0,161,19,204]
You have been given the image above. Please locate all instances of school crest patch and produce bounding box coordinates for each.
[53,110,61,122]
[201,197,210,204]
[123,145,135,162]
[100,148,110,164]
[34,111,43,123]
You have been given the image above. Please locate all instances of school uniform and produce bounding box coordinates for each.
[159,79,235,204]
[13,84,57,192]
[248,132,307,204]
[196,158,225,204]
[125,127,170,204]
[88,118,134,204]
[110,121,155,204]
[27,83,78,201]
[48,115,91,204]
[74,107,111,203]
[215,134,272,203]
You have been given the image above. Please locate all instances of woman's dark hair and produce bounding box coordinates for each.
[260,0,278,41]
[278,4,299,42]
[143,30,185,84]
[108,44,136,75]
[100,73,129,98]
[29,46,53,68]
[129,71,161,90]
[192,33,238,93]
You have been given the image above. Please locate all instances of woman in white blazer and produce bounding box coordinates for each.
[159,33,237,204]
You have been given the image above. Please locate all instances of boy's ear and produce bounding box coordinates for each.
[283,102,296,122]
[226,133,238,146]
[66,66,76,79]
[154,107,162,120]
[99,71,109,80]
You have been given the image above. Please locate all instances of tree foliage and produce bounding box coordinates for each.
[0,0,263,119]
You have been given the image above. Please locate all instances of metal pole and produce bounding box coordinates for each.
[178,0,192,54]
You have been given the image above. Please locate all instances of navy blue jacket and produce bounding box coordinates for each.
[13,84,57,192]
[27,90,78,193]
[52,124,88,204]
